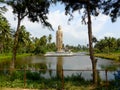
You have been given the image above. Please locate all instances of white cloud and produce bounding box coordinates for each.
[47,10,89,45]
[47,10,110,45]
[4,6,17,29]
[91,14,109,35]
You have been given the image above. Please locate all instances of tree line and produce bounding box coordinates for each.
[94,37,120,53]
[0,20,56,54]
[0,15,87,54]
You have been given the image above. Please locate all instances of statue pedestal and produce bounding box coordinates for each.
[44,51,74,56]
[56,50,64,53]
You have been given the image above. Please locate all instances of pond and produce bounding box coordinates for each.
[0,52,120,80]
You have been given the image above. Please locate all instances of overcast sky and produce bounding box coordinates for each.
[2,3,120,46]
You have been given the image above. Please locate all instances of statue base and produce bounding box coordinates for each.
[44,51,74,56]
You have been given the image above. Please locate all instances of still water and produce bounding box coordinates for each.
[0,52,120,80]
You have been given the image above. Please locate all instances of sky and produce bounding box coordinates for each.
[1,3,120,46]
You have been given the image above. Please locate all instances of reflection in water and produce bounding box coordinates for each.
[0,53,120,80]
[56,57,63,79]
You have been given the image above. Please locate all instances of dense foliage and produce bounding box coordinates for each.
[0,25,57,54]
[0,14,12,53]
[102,0,120,22]
[94,37,120,53]
[0,23,87,55]
[0,69,119,89]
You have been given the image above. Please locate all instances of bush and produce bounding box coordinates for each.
[26,71,40,81]
[10,70,24,81]
[114,70,120,89]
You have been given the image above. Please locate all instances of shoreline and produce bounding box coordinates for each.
[94,53,120,63]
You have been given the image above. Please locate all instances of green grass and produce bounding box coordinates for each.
[0,53,12,59]
[0,53,31,63]
[94,52,120,62]
[0,70,119,90]
[0,71,91,89]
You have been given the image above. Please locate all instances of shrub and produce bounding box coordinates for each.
[26,70,40,81]
[114,70,120,89]
[10,70,24,81]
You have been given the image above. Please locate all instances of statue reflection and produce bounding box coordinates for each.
[56,56,64,79]
[56,56,64,89]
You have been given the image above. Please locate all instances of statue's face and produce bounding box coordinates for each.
[58,25,61,30]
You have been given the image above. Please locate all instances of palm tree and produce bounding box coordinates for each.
[117,38,120,50]
[104,37,117,53]
[48,34,52,44]
[92,36,98,44]
[18,25,31,53]
[92,36,98,48]
[0,14,11,53]
[40,35,47,46]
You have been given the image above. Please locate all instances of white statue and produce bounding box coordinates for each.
[56,25,63,52]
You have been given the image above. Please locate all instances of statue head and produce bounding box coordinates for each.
[58,25,61,30]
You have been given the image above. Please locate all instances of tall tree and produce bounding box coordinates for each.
[92,36,98,48]
[40,35,47,46]
[7,0,29,69]
[0,14,11,53]
[7,0,53,69]
[104,37,117,53]
[17,25,31,53]
[48,34,52,44]
[92,36,98,44]
[94,39,106,52]
[57,0,101,84]
[117,38,120,50]
[0,0,12,53]
[95,37,117,53]
[33,36,47,55]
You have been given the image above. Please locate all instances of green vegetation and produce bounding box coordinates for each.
[0,70,119,90]
[95,53,120,62]
[93,36,120,62]
[0,53,31,63]
[0,53,12,59]
[0,70,89,89]
[94,37,120,53]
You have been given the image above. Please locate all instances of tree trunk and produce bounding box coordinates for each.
[87,0,97,84]
[10,16,21,70]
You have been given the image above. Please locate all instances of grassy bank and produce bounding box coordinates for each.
[94,53,120,62]
[0,71,93,90]
[0,53,31,63]
[0,86,94,90]
[0,70,119,90]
